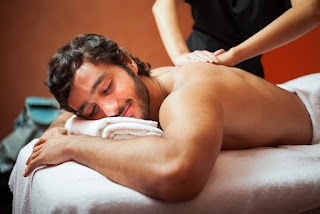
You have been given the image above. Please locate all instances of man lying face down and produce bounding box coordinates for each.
[24,34,314,202]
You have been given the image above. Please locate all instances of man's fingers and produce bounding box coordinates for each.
[26,139,45,165]
[38,135,51,142]
[24,157,41,177]
[24,149,45,177]
[26,156,30,165]
[34,138,46,147]
[26,149,41,165]
[26,153,32,165]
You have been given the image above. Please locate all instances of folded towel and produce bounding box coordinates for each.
[65,115,163,140]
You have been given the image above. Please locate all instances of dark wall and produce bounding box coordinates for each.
[0,0,319,140]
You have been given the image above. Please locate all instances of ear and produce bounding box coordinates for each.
[124,55,139,75]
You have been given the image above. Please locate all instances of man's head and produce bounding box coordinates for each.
[46,34,151,119]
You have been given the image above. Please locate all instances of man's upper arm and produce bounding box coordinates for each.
[159,80,223,188]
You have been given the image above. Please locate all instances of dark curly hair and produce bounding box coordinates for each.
[46,34,151,114]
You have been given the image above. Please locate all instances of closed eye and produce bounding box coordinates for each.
[103,81,113,95]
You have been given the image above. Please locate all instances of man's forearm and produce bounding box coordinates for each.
[48,111,73,129]
[40,111,74,137]
[65,135,174,199]
[25,132,206,201]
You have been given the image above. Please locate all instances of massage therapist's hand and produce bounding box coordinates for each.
[23,134,79,177]
[173,49,225,66]
[214,47,240,67]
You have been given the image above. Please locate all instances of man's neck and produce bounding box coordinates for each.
[140,75,167,122]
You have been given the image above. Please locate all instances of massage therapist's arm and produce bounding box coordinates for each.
[24,81,223,202]
[218,0,320,66]
[152,0,188,64]
[152,0,221,66]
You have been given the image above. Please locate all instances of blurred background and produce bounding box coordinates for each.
[0,0,319,141]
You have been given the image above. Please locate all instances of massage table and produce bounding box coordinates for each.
[9,73,320,213]
[9,137,320,214]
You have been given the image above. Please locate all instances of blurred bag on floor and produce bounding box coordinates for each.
[0,97,63,174]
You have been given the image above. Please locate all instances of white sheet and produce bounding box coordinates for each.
[9,73,320,213]
[9,139,320,214]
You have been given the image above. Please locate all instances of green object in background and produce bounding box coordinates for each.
[24,96,62,125]
[0,97,64,174]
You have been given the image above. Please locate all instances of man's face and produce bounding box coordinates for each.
[68,61,150,120]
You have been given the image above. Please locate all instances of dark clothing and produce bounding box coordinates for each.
[185,0,292,78]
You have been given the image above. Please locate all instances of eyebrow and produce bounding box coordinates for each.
[77,72,107,115]
[91,72,107,95]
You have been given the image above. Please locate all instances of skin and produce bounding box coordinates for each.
[152,0,320,66]
[24,60,312,202]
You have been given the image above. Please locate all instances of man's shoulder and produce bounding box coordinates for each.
[152,62,223,80]
[159,63,235,87]
[152,62,253,98]
[155,63,228,99]
[151,62,219,76]
[150,66,177,77]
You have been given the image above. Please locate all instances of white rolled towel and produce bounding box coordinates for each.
[65,115,163,140]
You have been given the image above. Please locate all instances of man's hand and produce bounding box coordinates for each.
[23,134,74,177]
[41,126,68,138]
[173,49,225,66]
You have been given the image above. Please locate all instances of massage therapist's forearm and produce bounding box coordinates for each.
[152,0,189,62]
[227,0,320,66]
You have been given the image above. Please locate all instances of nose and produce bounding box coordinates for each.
[96,98,119,117]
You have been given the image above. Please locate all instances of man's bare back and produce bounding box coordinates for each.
[151,62,313,149]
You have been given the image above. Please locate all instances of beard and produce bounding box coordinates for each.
[121,66,150,119]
